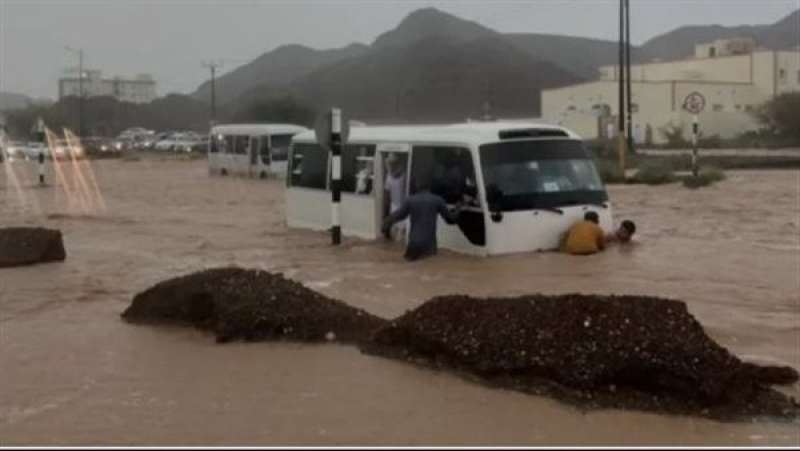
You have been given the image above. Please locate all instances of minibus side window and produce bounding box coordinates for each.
[340,144,375,195]
[259,136,270,164]
[410,146,478,205]
[224,136,235,154]
[234,136,249,155]
[290,143,328,190]
[270,134,293,162]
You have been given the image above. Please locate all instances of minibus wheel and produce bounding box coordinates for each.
[259,171,267,179]
[221,168,228,176]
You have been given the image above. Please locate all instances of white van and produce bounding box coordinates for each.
[208,123,309,178]
[286,122,613,256]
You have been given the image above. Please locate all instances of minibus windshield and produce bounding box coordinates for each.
[480,139,608,212]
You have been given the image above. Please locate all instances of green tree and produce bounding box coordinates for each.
[755,92,800,142]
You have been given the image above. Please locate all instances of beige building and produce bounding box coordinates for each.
[58,71,157,104]
[541,38,800,144]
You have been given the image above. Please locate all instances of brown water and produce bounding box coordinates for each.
[1,158,798,446]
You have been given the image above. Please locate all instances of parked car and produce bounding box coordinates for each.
[81,137,115,154]
[3,141,27,159]
[22,142,48,160]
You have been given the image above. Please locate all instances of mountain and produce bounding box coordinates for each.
[640,9,799,61]
[199,6,798,122]
[0,92,33,111]
[233,11,582,121]
[505,33,642,80]
[192,43,368,104]
[371,7,497,49]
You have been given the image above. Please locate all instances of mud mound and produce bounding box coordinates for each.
[0,227,66,268]
[362,294,799,421]
[121,267,386,343]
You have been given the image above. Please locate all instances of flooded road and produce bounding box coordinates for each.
[1,158,798,446]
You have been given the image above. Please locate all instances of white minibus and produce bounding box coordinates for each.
[209,123,308,178]
[286,122,613,256]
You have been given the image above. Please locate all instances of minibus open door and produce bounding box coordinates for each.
[375,143,411,242]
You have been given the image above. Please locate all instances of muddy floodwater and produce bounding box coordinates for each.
[1,157,798,446]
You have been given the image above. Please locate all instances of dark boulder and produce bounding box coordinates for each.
[362,294,800,420]
[122,267,387,344]
[0,227,67,268]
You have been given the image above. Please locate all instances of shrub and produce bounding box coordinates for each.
[682,167,726,189]
[595,159,626,184]
[754,92,800,143]
[659,124,690,149]
[630,160,677,185]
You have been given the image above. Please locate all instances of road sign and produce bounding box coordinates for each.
[683,92,706,114]
[314,109,350,151]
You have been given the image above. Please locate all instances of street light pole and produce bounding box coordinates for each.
[625,0,634,154]
[78,48,84,138]
[65,46,85,137]
[202,61,222,126]
[617,0,627,176]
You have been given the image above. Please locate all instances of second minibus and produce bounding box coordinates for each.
[209,123,308,178]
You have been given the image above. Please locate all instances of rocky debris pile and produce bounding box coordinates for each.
[0,227,67,268]
[362,294,800,420]
[122,267,387,344]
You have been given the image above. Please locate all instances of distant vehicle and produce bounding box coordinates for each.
[141,132,170,150]
[49,139,84,160]
[154,133,193,151]
[3,141,27,159]
[22,142,48,159]
[82,137,115,154]
[287,122,612,255]
[208,123,309,179]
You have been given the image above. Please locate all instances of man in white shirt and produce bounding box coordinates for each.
[383,155,407,241]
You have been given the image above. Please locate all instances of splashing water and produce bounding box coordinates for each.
[1,133,42,217]
[64,129,107,212]
[45,127,80,213]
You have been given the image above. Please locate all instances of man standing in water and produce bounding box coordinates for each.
[382,179,461,261]
[383,155,407,241]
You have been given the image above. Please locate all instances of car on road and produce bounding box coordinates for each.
[22,142,48,160]
[3,141,28,159]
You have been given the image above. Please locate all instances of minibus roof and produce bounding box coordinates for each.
[291,121,581,147]
[211,123,308,136]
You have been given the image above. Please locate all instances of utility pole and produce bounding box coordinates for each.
[625,0,634,155]
[78,48,84,138]
[202,61,223,126]
[617,0,627,176]
[65,46,85,137]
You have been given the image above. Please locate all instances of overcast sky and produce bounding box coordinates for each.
[1,0,798,99]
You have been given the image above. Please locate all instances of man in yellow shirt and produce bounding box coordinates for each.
[561,211,606,255]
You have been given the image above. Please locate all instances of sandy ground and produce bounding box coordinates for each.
[1,157,798,446]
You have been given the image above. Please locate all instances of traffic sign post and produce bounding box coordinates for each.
[34,117,46,186]
[683,92,705,178]
[315,109,350,246]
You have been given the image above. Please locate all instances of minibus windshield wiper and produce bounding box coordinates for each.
[533,207,564,215]
[562,199,608,209]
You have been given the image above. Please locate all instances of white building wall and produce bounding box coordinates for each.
[776,50,800,94]
[600,54,753,83]
[542,80,763,144]
[549,46,798,146]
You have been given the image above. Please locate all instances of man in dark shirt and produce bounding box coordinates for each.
[382,180,461,261]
